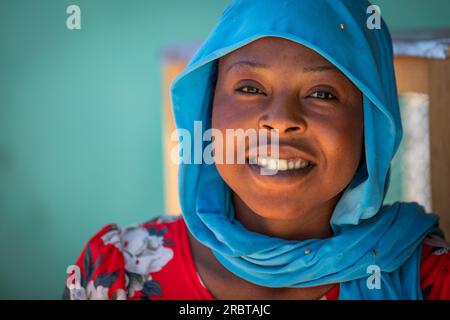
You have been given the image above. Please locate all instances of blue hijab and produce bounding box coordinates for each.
[170,0,440,299]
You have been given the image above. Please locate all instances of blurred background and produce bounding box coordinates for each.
[0,0,449,299]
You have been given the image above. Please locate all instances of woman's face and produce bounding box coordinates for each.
[212,37,364,221]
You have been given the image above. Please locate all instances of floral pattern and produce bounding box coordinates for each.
[64,217,175,300]
[424,234,450,255]
[65,241,127,300]
[64,216,450,300]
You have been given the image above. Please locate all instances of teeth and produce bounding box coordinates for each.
[250,156,312,171]
[268,159,277,170]
[278,159,287,171]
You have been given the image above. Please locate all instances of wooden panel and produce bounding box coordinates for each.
[428,58,450,237]
[394,56,429,94]
[162,61,187,215]
[394,55,450,237]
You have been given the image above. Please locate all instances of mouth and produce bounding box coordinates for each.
[247,155,315,172]
[245,156,317,186]
[244,144,318,185]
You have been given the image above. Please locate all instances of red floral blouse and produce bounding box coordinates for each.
[63,214,450,300]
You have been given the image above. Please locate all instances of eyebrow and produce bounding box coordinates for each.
[226,60,341,74]
[226,60,269,73]
[303,65,341,73]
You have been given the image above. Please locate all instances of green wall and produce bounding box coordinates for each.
[0,0,449,299]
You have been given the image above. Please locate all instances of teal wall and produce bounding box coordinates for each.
[0,0,449,299]
[373,0,450,30]
[0,0,230,299]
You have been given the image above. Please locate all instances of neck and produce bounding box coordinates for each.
[233,194,337,241]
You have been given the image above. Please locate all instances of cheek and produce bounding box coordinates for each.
[211,100,243,187]
[316,116,364,187]
[212,94,256,129]
[211,96,260,160]
[212,103,266,200]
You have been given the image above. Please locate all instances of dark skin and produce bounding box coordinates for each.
[187,37,364,299]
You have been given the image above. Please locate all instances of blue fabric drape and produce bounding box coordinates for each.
[170,0,441,299]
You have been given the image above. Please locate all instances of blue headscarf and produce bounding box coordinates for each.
[170,0,441,299]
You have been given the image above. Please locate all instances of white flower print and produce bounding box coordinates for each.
[100,223,174,298]
[102,225,174,275]
[154,214,181,224]
[112,288,127,300]
[69,281,109,300]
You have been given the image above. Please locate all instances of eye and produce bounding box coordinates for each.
[308,90,337,100]
[236,86,265,95]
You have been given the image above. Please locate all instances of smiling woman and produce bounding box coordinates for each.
[64,0,450,300]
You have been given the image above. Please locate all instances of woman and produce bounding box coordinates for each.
[64,0,449,300]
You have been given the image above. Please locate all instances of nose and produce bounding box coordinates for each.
[258,96,306,134]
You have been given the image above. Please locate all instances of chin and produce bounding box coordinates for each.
[241,193,309,220]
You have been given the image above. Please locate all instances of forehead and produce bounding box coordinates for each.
[219,37,333,68]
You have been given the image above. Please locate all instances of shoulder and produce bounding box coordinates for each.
[63,214,184,300]
[420,234,450,300]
